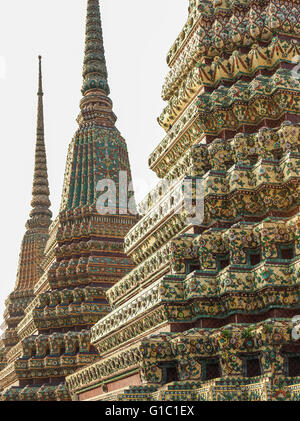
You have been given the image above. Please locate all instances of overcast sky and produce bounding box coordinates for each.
[0,1,188,320]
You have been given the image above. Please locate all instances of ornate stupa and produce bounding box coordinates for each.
[65,0,300,401]
[0,0,299,402]
[0,0,137,401]
[0,56,52,370]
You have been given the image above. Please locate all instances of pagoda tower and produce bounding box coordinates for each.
[66,0,300,401]
[0,0,137,401]
[0,57,52,370]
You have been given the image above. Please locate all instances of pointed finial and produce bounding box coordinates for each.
[27,56,52,228]
[82,0,110,96]
[38,55,43,96]
[36,55,44,133]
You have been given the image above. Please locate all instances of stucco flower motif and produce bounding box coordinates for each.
[244,338,255,349]
[203,342,214,354]
[262,270,271,280]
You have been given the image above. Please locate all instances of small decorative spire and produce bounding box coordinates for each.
[28,56,52,228]
[82,0,110,96]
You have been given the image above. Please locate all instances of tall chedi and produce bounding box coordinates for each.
[66,0,300,401]
[0,57,52,368]
[0,0,137,401]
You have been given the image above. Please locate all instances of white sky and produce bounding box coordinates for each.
[0,0,188,320]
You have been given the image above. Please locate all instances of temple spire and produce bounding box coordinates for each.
[28,56,52,228]
[78,0,116,128]
[82,0,110,96]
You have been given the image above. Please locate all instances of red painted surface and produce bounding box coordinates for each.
[78,372,142,401]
